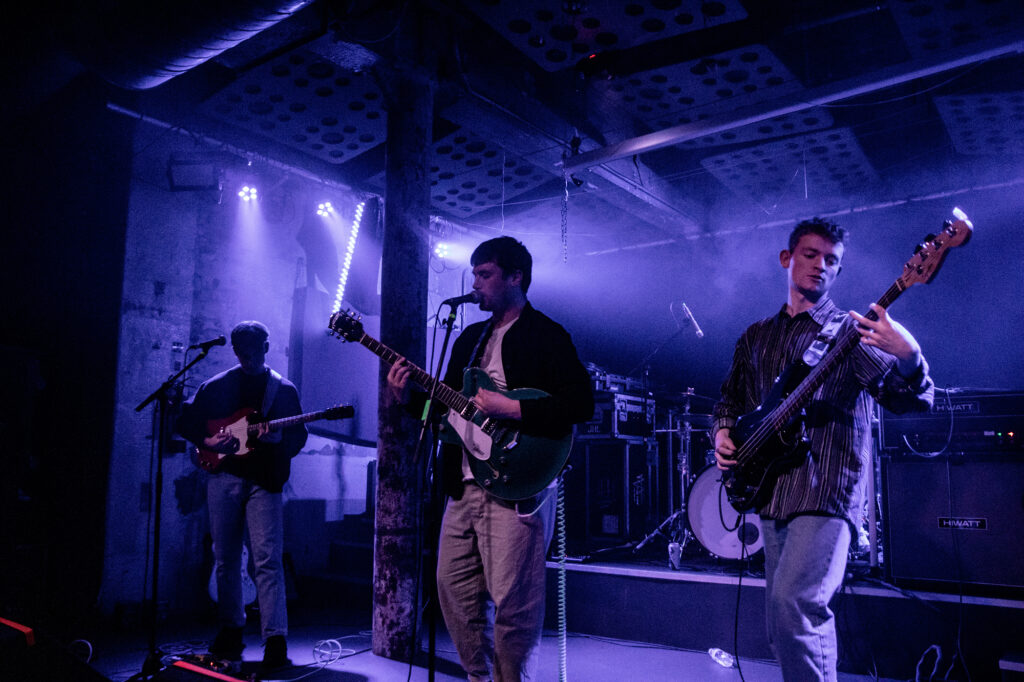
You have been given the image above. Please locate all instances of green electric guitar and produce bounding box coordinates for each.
[328,311,571,501]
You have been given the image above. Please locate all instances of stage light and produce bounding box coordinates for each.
[238,185,258,201]
[332,200,366,314]
[434,242,450,259]
[317,201,335,217]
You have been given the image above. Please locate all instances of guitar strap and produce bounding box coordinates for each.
[262,368,283,415]
[468,320,495,369]
[802,311,848,367]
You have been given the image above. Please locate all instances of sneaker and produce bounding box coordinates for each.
[209,625,244,663]
[261,634,291,670]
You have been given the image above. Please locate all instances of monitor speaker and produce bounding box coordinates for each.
[882,455,1024,591]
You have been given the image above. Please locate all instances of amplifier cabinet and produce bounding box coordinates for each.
[578,392,655,440]
[882,454,1024,592]
[880,390,1024,455]
[563,439,657,553]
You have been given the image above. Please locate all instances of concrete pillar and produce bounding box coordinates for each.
[371,9,437,662]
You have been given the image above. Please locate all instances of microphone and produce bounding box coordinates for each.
[441,291,480,307]
[679,302,705,339]
[189,335,227,351]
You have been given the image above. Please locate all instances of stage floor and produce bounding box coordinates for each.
[86,605,898,682]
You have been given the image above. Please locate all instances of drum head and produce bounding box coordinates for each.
[687,466,763,559]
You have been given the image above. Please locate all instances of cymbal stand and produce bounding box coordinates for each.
[634,390,697,556]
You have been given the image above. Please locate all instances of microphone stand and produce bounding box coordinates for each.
[134,348,215,675]
[412,303,461,682]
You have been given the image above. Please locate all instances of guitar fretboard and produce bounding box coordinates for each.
[248,407,349,435]
[356,333,478,418]
[740,280,905,460]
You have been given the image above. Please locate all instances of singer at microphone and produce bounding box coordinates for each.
[442,291,480,306]
[189,335,227,351]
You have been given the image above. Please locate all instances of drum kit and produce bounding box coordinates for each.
[636,389,763,563]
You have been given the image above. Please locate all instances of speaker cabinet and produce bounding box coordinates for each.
[882,455,1024,591]
[563,438,657,553]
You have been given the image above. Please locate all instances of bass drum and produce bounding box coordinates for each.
[687,466,764,559]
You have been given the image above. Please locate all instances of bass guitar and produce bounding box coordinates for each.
[327,311,571,501]
[196,404,354,472]
[722,209,973,512]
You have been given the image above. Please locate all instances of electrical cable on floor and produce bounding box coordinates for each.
[556,473,569,682]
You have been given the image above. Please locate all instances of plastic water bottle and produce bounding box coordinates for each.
[708,647,736,668]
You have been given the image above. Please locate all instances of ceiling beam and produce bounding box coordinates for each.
[565,38,1024,173]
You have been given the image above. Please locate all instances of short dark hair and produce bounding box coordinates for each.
[471,236,533,293]
[788,217,847,253]
[230,320,269,350]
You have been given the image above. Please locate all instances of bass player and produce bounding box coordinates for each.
[387,236,593,682]
[712,218,934,681]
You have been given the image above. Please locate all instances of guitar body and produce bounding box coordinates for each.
[445,368,573,501]
[196,408,260,472]
[721,363,812,512]
[327,310,574,501]
[194,404,354,473]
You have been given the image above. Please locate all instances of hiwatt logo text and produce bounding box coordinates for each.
[938,517,987,530]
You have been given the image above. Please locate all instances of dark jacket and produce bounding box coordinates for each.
[436,303,594,498]
[176,366,308,492]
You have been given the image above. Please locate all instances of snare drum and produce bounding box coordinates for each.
[687,466,763,559]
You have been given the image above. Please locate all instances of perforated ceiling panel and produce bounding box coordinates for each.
[465,0,747,71]
[934,93,1024,155]
[592,45,831,146]
[201,48,386,165]
[701,127,879,203]
[888,0,1024,57]
[370,130,555,217]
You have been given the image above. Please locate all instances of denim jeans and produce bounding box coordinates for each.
[761,514,851,682]
[437,483,556,682]
[208,472,287,641]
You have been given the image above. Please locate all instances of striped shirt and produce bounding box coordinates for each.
[713,296,934,529]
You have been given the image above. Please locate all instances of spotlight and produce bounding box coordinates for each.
[434,242,450,259]
[317,201,335,217]
[238,185,258,201]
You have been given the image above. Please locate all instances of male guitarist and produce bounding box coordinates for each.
[713,218,934,681]
[387,236,593,682]
[176,321,307,672]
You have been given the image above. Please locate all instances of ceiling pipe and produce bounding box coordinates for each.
[565,39,1024,173]
[66,0,312,90]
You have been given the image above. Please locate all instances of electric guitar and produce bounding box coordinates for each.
[722,210,973,512]
[195,404,354,472]
[327,311,572,501]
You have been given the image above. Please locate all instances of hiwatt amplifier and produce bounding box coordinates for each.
[578,391,655,440]
[880,389,1024,455]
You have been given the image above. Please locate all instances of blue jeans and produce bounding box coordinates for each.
[761,514,851,682]
[207,472,287,641]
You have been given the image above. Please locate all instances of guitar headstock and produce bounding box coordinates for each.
[324,404,355,420]
[328,310,364,342]
[897,208,973,289]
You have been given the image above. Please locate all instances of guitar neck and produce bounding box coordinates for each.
[771,280,905,428]
[355,333,473,414]
[256,409,338,433]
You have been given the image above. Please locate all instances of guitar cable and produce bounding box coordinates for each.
[556,473,569,682]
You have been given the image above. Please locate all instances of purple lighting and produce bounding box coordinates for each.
[238,185,258,201]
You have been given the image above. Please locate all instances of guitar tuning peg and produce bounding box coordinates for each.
[913,243,924,254]
[924,233,936,242]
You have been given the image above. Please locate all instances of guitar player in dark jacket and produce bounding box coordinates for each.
[713,218,934,681]
[176,320,307,672]
[388,236,593,682]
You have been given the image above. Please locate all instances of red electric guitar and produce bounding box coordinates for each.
[195,404,354,472]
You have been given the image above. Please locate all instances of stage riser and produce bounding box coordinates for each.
[544,567,1024,679]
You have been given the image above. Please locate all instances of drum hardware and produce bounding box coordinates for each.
[635,389,708,561]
